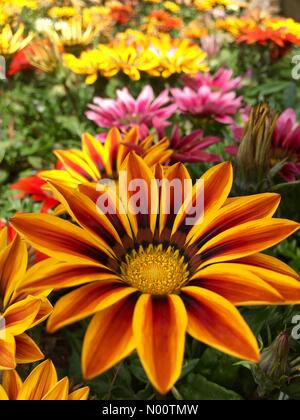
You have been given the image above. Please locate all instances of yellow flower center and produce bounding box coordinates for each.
[120,244,190,295]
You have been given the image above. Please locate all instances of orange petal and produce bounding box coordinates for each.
[15,333,44,364]
[47,182,123,252]
[0,227,8,251]
[120,152,158,240]
[40,169,79,189]
[172,162,233,243]
[82,294,137,379]
[68,387,90,400]
[198,219,300,267]
[42,377,69,400]
[17,360,58,400]
[234,253,299,279]
[143,137,173,167]
[81,133,105,176]
[2,370,22,399]
[22,259,115,292]
[30,297,53,328]
[191,263,283,305]
[189,193,281,246]
[10,213,111,265]
[54,149,99,183]
[233,263,300,304]
[3,296,41,335]
[159,163,191,240]
[47,280,137,332]
[133,294,187,394]
[0,334,16,370]
[182,286,259,362]
[117,127,139,170]
[0,234,27,307]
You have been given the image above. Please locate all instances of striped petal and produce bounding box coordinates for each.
[172,162,233,243]
[54,149,99,183]
[17,360,58,400]
[159,163,191,241]
[181,286,259,362]
[40,169,79,189]
[22,259,116,292]
[47,280,137,332]
[10,213,111,266]
[0,234,27,307]
[82,294,137,379]
[15,333,44,364]
[48,182,123,253]
[120,153,159,241]
[191,263,283,305]
[198,219,299,267]
[231,261,300,304]
[0,334,16,370]
[189,193,281,247]
[133,294,187,394]
[81,133,105,176]
[234,253,299,279]
[3,296,41,335]
[2,370,22,400]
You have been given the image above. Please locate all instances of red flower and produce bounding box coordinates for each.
[11,174,59,212]
[7,48,32,76]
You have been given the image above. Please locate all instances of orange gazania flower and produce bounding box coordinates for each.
[11,155,300,394]
[237,26,300,47]
[39,127,173,188]
[143,10,183,33]
[0,360,89,400]
[0,228,53,370]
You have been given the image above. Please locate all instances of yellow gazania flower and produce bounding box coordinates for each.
[97,43,160,81]
[1,0,38,9]
[45,16,102,48]
[0,360,89,400]
[163,1,181,13]
[0,24,34,57]
[0,228,53,370]
[11,155,300,394]
[47,6,78,19]
[39,127,173,188]
[264,18,300,38]
[148,37,208,78]
[215,17,257,37]
[194,0,247,12]
[63,49,101,85]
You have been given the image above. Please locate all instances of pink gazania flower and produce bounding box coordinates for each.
[182,68,242,93]
[86,86,177,139]
[163,125,221,164]
[227,108,300,182]
[171,81,242,125]
[11,171,61,213]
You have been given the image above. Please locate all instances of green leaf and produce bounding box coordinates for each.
[177,373,244,400]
